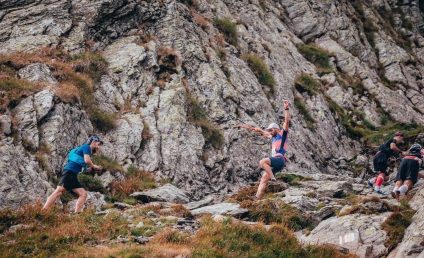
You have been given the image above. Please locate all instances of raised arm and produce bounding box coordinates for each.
[282,100,290,131]
[236,124,272,139]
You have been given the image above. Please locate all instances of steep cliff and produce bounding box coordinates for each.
[0,0,424,256]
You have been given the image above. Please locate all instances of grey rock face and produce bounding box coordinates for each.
[0,138,53,209]
[131,183,190,204]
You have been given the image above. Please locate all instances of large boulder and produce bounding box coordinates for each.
[301,213,390,257]
[191,202,248,217]
[130,184,190,204]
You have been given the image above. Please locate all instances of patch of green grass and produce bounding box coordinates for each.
[186,91,224,149]
[78,174,105,193]
[242,54,276,93]
[294,97,315,130]
[382,202,415,251]
[276,173,311,186]
[295,73,320,96]
[297,44,332,74]
[192,217,352,258]
[88,108,117,133]
[213,18,238,46]
[92,155,124,173]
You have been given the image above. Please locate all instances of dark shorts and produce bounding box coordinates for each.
[395,159,419,184]
[373,152,389,175]
[58,171,82,192]
[270,157,285,173]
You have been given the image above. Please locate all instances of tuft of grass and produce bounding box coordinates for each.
[54,83,80,103]
[276,173,310,186]
[152,229,190,244]
[294,96,316,130]
[213,18,238,46]
[241,199,314,231]
[381,202,415,251]
[71,52,108,83]
[229,185,258,203]
[89,108,117,133]
[92,155,125,173]
[297,44,332,73]
[191,217,353,257]
[186,91,224,149]
[0,77,40,109]
[77,173,105,193]
[170,204,193,219]
[242,54,276,94]
[295,73,320,96]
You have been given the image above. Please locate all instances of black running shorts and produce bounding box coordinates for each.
[395,158,419,184]
[373,152,389,175]
[58,171,82,192]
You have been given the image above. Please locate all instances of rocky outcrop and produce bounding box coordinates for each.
[302,213,391,258]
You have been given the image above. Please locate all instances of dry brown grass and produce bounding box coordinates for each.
[157,46,182,68]
[54,82,80,103]
[228,185,258,202]
[192,11,209,30]
[0,203,128,257]
[110,169,156,199]
[151,228,190,244]
[168,204,193,218]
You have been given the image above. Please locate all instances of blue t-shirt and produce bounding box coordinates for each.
[64,144,92,173]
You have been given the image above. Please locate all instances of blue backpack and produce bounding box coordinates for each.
[67,145,86,168]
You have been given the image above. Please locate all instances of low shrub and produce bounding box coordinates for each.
[213,18,238,46]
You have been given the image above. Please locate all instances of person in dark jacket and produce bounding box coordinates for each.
[391,143,424,200]
[42,135,103,213]
[368,131,405,194]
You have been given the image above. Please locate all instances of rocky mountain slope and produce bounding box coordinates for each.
[1,0,424,257]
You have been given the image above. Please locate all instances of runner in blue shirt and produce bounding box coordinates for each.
[43,135,103,213]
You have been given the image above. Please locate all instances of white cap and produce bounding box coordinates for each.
[265,123,280,131]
